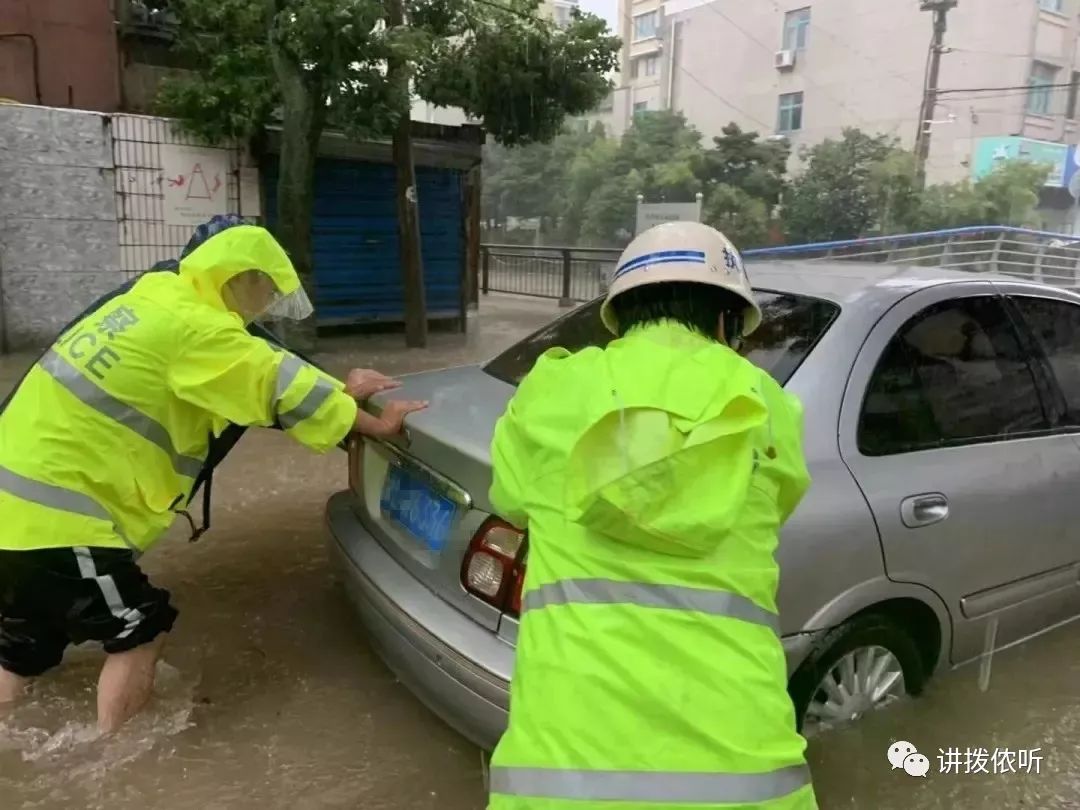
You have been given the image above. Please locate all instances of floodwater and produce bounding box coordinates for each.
[2,293,1079,809]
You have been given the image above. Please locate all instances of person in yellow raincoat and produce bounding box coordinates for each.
[487,221,818,809]
[0,217,426,732]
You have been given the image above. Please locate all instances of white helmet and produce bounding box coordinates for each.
[600,221,762,338]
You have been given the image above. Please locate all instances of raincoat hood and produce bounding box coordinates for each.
[178,223,301,317]
[564,323,772,556]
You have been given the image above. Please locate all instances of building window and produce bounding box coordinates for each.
[777,92,803,133]
[1028,62,1059,116]
[1039,0,1064,12]
[633,11,658,40]
[1068,72,1080,119]
[552,3,572,27]
[633,54,660,78]
[633,101,649,116]
[782,7,811,51]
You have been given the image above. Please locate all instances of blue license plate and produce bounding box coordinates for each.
[380,464,458,552]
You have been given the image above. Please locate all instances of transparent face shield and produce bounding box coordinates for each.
[222,270,314,324]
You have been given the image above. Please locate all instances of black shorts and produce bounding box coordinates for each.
[0,546,178,677]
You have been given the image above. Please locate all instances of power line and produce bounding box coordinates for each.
[672,62,776,132]
[763,0,928,97]
[946,46,1036,59]
[696,2,873,128]
[939,81,1077,94]
[614,3,776,132]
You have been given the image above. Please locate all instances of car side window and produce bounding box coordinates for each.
[858,296,1049,456]
[1009,296,1080,426]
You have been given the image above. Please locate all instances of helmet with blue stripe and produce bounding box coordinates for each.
[600,221,762,337]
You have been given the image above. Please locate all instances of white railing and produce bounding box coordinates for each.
[743,226,1080,289]
[481,227,1080,304]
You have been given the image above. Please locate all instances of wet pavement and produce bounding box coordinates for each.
[1,292,1079,809]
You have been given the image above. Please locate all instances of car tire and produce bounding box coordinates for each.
[788,612,927,735]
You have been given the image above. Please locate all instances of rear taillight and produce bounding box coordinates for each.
[461,518,527,616]
[348,437,362,493]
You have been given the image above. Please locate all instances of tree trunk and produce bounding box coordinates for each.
[466,163,482,312]
[386,0,427,349]
[269,39,325,353]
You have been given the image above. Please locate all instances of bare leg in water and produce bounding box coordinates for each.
[97,634,167,734]
[0,668,28,703]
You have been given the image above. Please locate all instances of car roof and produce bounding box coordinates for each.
[746,259,1036,306]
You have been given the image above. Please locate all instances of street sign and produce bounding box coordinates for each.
[635,193,703,235]
[161,144,231,226]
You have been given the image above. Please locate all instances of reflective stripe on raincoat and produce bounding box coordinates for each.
[0,225,357,553]
[487,321,817,810]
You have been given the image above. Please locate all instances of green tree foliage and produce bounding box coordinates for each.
[784,129,1051,241]
[416,11,618,146]
[867,150,922,235]
[974,160,1050,226]
[699,123,789,208]
[782,128,901,243]
[698,124,788,248]
[486,111,788,246]
[562,131,621,243]
[158,0,619,344]
[580,172,640,244]
[701,185,770,249]
[907,162,1049,231]
[482,123,609,230]
[614,111,704,203]
[483,118,1053,250]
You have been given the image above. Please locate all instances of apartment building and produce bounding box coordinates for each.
[543,0,582,28]
[612,0,1080,228]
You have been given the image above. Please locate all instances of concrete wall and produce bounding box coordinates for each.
[0,105,126,350]
[0,0,121,111]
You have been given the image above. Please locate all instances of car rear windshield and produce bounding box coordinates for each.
[483,291,840,387]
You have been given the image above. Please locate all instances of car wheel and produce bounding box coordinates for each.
[788,613,927,738]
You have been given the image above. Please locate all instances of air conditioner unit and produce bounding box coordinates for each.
[774,50,796,70]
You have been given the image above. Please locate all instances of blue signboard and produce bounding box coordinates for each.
[1065,145,1080,196]
[971,136,1069,187]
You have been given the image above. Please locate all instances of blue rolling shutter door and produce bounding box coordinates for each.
[263,157,464,325]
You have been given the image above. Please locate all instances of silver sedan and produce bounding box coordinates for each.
[325,261,1080,750]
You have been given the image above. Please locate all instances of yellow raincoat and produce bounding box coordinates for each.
[0,225,357,553]
[488,321,817,810]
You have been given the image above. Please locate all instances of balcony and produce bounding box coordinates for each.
[117,1,179,44]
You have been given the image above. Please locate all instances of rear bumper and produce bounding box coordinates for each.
[326,493,823,751]
[324,491,512,752]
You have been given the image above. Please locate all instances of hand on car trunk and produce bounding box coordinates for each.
[354,399,429,439]
[345,368,402,400]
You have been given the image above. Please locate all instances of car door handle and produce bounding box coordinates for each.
[900,493,949,528]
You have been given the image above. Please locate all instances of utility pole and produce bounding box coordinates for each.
[914,0,958,186]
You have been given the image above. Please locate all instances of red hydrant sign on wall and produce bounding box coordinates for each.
[161,144,231,227]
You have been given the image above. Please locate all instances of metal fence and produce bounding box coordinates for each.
[111,113,244,278]
[480,244,621,305]
[481,227,1080,303]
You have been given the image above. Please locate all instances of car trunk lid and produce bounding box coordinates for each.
[348,365,514,629]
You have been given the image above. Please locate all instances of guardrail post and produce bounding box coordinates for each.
[481,246,490,295]
[1034,242,1046,283]
[989,231,1004,274]
[939,235,953,267]
[559,248,573,307]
